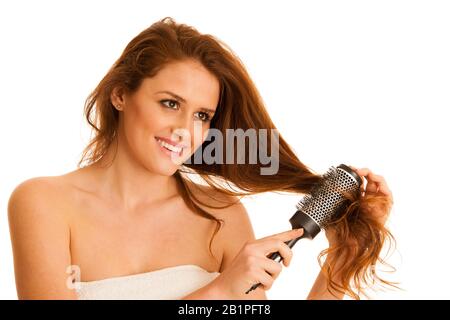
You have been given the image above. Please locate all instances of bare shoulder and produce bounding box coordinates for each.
[8,175,73,245]
[9,175,63,194]
[8,176,76,299]
[9,176,58,206]
[8,176,68,219]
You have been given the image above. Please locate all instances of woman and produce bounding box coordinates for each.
[7,17,394,300]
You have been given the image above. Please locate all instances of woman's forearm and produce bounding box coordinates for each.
[306,256,346,300]
[181,281,229,300]
[181,281,267,300]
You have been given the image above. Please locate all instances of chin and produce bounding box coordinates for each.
[134,153,178,177]
[152,162,180,176]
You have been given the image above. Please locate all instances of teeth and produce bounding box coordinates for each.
[156,138,182,153]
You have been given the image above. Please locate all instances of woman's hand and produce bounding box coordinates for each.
[325,166,394,245]
[212,228,304,298]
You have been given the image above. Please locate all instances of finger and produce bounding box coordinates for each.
[259,228,304,243]
[351,167,393,198]
[349,167,369,192]
[366,179,379,194]
[261,258,283,280]
[356,168,372,177]
[365,172,393,198]
[264,240,294,267]
[367,172,392,195]
[368,182,393,201]
[354,168,383,193]
[379,184,393,200]
[256,268,275,291]
[265,240,293,267]
[277,242,293,267]
[367,172,386,183]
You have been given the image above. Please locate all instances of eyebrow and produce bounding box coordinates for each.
[155,90,216,113]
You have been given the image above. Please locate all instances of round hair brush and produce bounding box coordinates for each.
[245,164,362,294]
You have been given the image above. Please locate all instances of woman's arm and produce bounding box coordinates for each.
[306,254,345,300]
[307,166,394,300]
[8,178,78,299]
[181,280,229,300]
[181,196,267,300]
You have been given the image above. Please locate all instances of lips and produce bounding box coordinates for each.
[155,137,189,157]
[154,136,187,149]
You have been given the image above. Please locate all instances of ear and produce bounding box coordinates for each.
[110,86,127,111]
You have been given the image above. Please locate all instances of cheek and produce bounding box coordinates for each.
[129,104,164,134]
[182,125,208,156]
[121,106,163,156]
[192,126,210,146]
[201,127,211,143]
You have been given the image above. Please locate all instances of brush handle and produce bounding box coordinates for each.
[245,233,306,294]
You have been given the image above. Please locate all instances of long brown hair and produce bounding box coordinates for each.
[78,17,396,299]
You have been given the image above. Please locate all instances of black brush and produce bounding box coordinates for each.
[245,164,362,294]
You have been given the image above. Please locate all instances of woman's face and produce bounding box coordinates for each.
[113,59,220,175]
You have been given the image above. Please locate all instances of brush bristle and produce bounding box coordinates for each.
[295,165,360,228]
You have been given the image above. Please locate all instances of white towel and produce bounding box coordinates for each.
[74,264,220,300]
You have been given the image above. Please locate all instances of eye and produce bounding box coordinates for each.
[195,112,212,122]
[160,99,180,109]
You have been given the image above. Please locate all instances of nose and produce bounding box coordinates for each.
[178,111,192,131]
[170,112,192,145]
[171,113,207,149]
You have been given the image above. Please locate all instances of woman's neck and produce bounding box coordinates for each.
[86,140,180,213]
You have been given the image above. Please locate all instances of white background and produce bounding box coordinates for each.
[1,0,449,300]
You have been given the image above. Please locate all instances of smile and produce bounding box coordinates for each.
[155,137,183,155]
